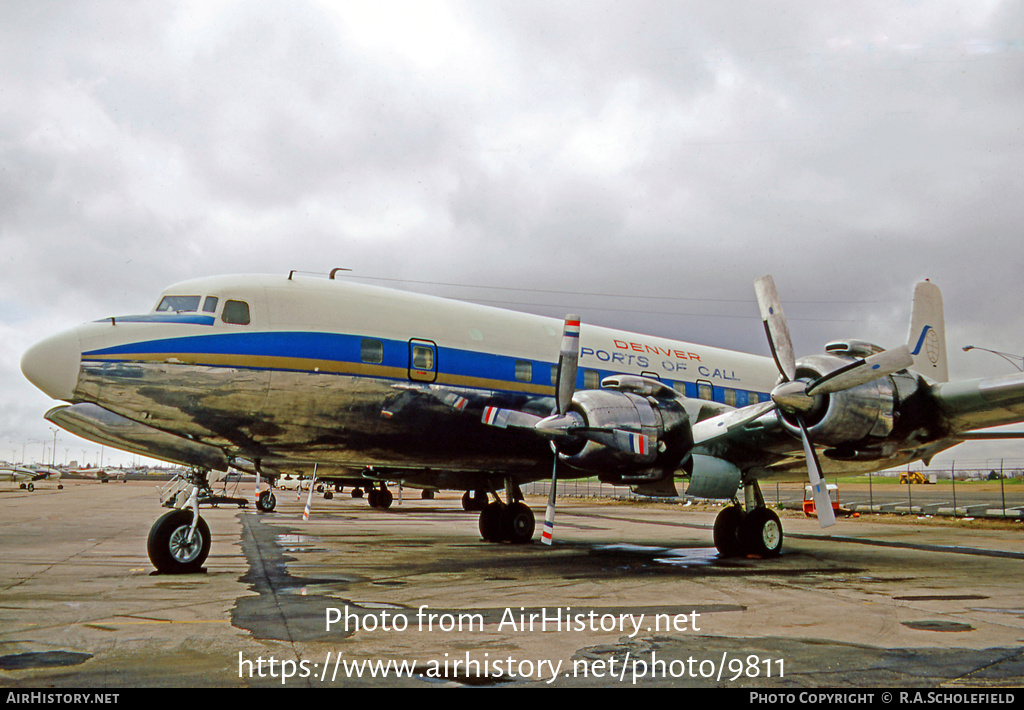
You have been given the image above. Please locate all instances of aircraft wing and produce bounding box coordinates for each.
[931,372,1024,435]
[45,403,231,472]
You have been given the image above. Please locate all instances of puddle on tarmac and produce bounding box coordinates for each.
[0,651,93,670]
[595,543,721,567]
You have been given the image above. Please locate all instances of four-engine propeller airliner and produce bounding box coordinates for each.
[20,271,1024,573]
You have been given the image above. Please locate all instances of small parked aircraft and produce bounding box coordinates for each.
[0,463,62,491]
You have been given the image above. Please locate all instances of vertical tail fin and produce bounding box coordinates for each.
[907,280,948,382]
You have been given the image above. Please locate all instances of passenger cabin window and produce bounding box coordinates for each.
[515,360,533,383]
[697,382,714,401]
[222,300,251,325]
[157,295,201,313]
[583,369,600,389]
[361,339,383,364]
[202,296,219,313]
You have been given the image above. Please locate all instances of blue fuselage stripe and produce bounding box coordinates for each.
[83,330,767,404]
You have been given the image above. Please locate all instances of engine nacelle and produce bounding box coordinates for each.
[779,353,896,447]
[558,389,692,483]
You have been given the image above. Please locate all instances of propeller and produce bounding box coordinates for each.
[542,315,580,545]
[303,464,318,521]
[754,276,913,528]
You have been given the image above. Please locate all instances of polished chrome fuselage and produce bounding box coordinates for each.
[24,274,779,484]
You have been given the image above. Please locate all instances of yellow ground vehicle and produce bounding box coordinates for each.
[900,471,927,484]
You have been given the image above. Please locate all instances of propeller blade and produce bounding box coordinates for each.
[754,275,797,382]
[691,400,779,445]
[556,315,580,415]
[482,406,543,430]
[541,456,557,545]
[303,464,318,521]
[807,345,914,395]
[797,418,836,528]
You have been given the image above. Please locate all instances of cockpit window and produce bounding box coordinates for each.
[222,300,251,325]
[156,295,201,313]
[202,296,219,313]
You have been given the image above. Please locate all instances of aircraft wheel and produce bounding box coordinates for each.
[27,483,34,492]
[257,490,277,513]
[379,488,393,509]
[58,484,64,490]
[352,487,364,499]
[324,490,333,500]
[421,489,434,500]
[741,508,783,558]
[368,489,379,507]
[501,502,535,544]
[713,506,746,557]
[147,509,211,574]
[479,502,505,542]
[462,491,474,510]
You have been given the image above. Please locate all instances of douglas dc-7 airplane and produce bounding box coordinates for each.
[20,272,1024,573]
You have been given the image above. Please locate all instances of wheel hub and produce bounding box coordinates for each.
[168,525,203,563]
[761,519,781,549]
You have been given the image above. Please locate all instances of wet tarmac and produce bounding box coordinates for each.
[1,480,1023,687]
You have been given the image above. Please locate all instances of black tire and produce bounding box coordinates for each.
[421,489,434,500]
[741,508,783,558]
[257,490,276,512]
[479,502,505,542]
[147,509,211,574]
[501,502,535,544]
[473,489,489,509]
[713,506,746,557]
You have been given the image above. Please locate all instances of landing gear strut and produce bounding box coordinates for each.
[713,481,783,558]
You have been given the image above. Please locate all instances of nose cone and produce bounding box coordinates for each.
[21,328,82,401]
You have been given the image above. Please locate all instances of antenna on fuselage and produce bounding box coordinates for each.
[287,268,353,280]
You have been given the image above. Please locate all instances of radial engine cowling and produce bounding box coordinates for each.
[779,353,896,446]
[558,389,692,483]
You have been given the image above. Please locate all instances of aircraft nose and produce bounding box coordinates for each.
[21,328,82,401]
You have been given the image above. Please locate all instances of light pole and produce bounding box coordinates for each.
[962,345,1024,372]
[49,427,60,467]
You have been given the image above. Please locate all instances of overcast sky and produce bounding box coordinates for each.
[3,1,1023,468]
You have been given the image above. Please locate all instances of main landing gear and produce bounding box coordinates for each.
[367,484,394,509]
[477,481,535,544]
[461,489,489,511]
[713,481,783,558]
